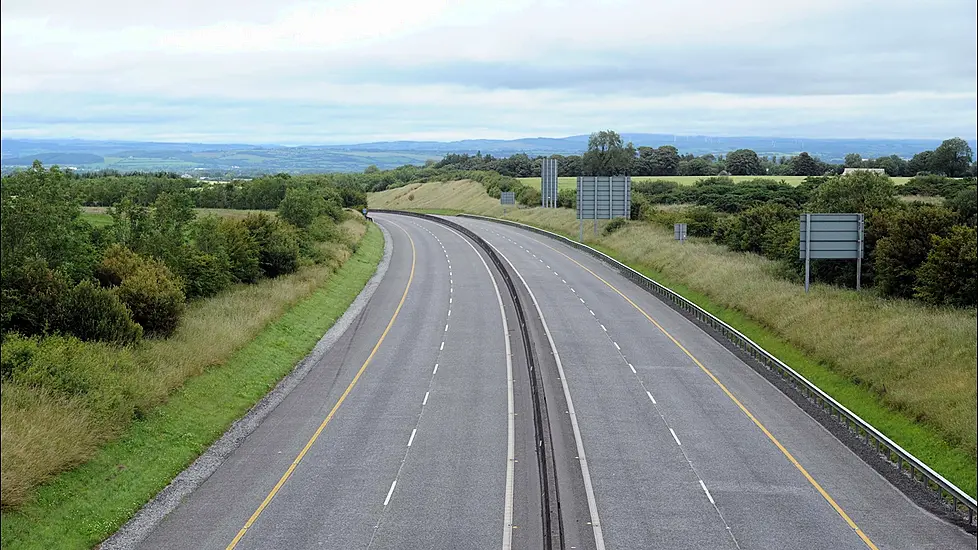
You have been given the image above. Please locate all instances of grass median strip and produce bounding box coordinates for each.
[0,222,384,549]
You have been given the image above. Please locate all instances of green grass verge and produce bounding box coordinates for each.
[512,221,977,497]
[0,223,385,549]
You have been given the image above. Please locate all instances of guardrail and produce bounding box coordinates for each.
[456,213,977,527]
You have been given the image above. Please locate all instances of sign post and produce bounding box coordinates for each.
[541,159,558,208]
[799,213,865,292]
[576,176,631,241]
[674,223,688,242]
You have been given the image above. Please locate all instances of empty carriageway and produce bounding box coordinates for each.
[139,214,527,550]
[450,215,974,550]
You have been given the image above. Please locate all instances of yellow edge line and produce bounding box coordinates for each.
[534,238,879,550]
[226,220,416,549]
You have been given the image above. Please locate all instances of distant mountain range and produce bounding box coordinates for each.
[3,135,974,175]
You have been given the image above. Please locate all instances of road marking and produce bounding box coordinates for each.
[629,363,636,374]
[383,480,397,506]
[589,310,595,316]
[445,324,449,332]
[448,309,451,316]
[440,341,445,350]
[450,297,453,304]
[600,324,607,331]
[478,238,606,550]
[579,297,585,303]
[571,288,576,293]
[524,233,880,550]
[670,428,682,446]
[699,480,716,505]
[423,391,429,405]
[437,224,516,550]
[226,218,417,550]
[647,391,657,404]
[561,279,566,284]
[433,363,438,375]
[407,428,417,447]
[613,342,620,351]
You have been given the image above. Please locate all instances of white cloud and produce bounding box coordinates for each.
[1,0,976,142]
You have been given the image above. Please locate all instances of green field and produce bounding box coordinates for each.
[519,175,913,189]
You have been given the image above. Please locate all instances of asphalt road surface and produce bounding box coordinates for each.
[137,212,973,550]
[450,215,974,550]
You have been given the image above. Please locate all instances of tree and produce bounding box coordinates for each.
[582,130,636,176]
[874,205,957,299]
[844,153,863,168]
[725,149,763,176]
[278,187,326,228]
[647,146,680,176]
[930,137,974,177]
[907,150,934,175]
[808,171,897,213]
[914,226,977,307]
[790,152,822,176]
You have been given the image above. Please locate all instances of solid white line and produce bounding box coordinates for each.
[480,236,606,550]
[629,363,636,373]
[436,224,516,550]
[423,391,429,405]
[670,428,682,446]
[613,342,620,350]
[647,391,657,404]
[699,480,716,504]
[440,341,445,350]
[407,428,417,447]
[383,480,397,506]
[433,364,438,375]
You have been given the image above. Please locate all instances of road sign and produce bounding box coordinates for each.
[576,176,631,240]
[541,158,558,208]
[674,223,688,242]
[500,191,516,205]
[799,213,864,291]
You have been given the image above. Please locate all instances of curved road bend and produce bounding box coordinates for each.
[451,215,974,550]
[141,215,521,549]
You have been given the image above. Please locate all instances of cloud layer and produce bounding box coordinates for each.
[2,0,976,144]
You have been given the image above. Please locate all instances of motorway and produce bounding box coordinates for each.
[136,212,974,550]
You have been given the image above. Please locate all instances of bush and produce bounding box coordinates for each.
[809,172,897,213]
[0,260,69,337]
[176,246,232,299]
[242,213,301,277]
[683,206,718,237]
[557,188,576,209]
[717,203,798,255]
[914,226,977,307]
[874,205,958,299]
[604,217,628,235]
[946,188,978,226]
[518,187,541,207]
[96,244,144,287]
[115,259,185,337]
[278,187,325,228]
[57,280,142,344]
[218,219,261,283]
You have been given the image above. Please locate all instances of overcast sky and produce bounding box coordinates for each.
[2,0,976,144]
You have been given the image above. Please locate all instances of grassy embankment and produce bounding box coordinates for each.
[518,175,913,190]
[0,220,384,549]
[370,180,977,497]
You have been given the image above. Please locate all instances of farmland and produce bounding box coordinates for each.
[520,175,913,189]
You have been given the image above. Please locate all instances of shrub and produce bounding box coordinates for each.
[218,218,261,283]
[116,259,185,336]
[914,226,977,307]
[683,206,718,237]
[518,187,541,207]
[718,203,798,255]
[0,259,69,337]
[176,246,232,299]
[557,188,576,209]
[874,205,957,299]
[96,244,144,287]
[57,280,142,344]
[809,171,897,213]
[946,188,978,226]
[603,217,628,235]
